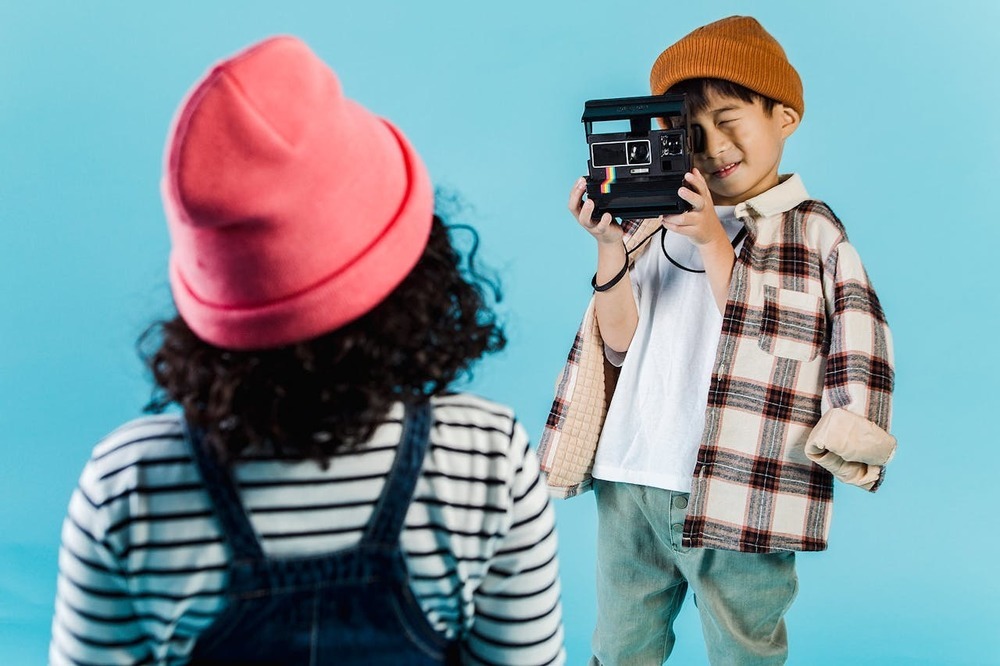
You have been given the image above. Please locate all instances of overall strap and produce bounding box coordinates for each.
[362,401,433,549]
[185,424,265,560]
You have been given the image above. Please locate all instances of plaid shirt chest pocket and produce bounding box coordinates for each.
[757,284,826,362]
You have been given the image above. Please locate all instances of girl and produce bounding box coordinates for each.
[50,36,564,665]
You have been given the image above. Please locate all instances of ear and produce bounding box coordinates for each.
[777,104,801,139]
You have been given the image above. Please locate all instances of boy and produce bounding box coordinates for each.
[538,15,896,665]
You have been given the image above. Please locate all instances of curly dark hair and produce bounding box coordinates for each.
[140,212,506,467]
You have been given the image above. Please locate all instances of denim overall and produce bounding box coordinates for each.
[185,403,458,665]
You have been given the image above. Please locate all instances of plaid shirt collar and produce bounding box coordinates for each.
[735,174,809,233]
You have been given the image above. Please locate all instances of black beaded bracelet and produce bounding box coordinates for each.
[591,256,629,292]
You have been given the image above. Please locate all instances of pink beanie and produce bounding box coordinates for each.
[163,36,433,350]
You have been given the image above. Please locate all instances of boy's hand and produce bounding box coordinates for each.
[666,169,737,313]
[662,169,728,247]
[569,177,623,245]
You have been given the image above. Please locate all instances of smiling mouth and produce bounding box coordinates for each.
[712,162,740,179]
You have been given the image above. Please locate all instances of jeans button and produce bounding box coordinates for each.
[673,495,688,510]
[672,523,683,532]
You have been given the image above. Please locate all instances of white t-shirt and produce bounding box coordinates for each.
[592,207,744,492]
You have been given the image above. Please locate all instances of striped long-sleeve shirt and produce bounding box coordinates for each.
[50,393,565,665]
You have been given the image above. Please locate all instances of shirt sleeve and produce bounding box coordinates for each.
[818,240,895,490]
[603,344,627,367]
[49,480,153,665]
[462,421,565,665]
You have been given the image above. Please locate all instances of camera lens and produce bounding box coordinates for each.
[626,141,650,165]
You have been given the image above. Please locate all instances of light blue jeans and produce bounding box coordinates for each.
[590,480,798,666]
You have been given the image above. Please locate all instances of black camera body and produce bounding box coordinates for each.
[583,94,702,219]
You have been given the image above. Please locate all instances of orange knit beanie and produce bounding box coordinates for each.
[649,16,804,117]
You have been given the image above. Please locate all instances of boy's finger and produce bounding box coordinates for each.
[579,198,596,226]
[677,187,703,211]
[592,210,613,227]
[568,177,587,212]
[684,170,705,195]
[662,218,686,233]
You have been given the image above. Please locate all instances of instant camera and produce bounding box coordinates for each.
[582,93,702,219]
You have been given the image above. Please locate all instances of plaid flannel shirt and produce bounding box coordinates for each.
[538,175,895,553]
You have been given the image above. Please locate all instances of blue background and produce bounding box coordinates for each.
[2,1,998,663]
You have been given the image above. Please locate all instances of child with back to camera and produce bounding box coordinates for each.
[50,36,565,665]
[538,16,896,665]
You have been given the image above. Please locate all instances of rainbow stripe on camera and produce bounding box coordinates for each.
[600,167,617,194]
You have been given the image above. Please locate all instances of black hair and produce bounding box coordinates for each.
[139,212,506,467]
[668,78,777,116]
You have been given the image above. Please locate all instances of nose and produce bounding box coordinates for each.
[698,125,729,158]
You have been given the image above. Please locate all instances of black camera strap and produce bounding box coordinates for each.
[591,223,748,291]
[659,225,748,274]
[591,225,663,292]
